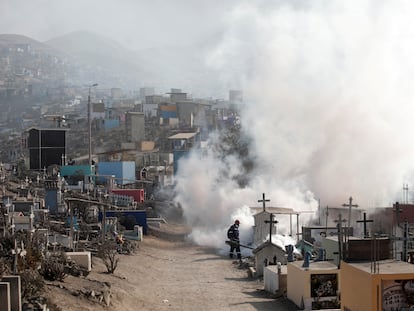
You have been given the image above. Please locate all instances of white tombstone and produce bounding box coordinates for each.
[65,251,92,272]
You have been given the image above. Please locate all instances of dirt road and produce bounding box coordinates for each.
[45,234,298,311]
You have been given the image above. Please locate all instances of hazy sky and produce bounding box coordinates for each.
[0,0,240,49]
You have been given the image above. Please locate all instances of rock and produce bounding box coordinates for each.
[103,291,111,306]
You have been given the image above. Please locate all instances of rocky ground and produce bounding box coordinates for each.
[42,223,299,311]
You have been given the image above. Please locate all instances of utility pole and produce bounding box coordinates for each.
[88,83,98,193]
[342,196,358,241]
[88,83,98,167]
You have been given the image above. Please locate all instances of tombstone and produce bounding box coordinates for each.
[134,225,143,241]
[65,252,92,272]
[1,276,21,311]
[0,282,11,311]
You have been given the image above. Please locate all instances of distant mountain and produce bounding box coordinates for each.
[46,30,227,96]
[0,31,229,97]
[46,31,149,88]
[0,34,57,53]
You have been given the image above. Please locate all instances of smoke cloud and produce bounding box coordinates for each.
[174,1,414,250]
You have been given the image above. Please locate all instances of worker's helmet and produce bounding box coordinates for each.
[235,219,240,225]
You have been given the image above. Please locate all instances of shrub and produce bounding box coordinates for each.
[39,253,67,281]
[20,269,44,299]
[98,240,119,274]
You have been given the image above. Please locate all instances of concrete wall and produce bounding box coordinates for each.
[341,261,414,311]
[264,264,287,295]
[287,261,340,310]
[125,112,144,142]
[341,262,374,311]
[287,262,305,308]
[322,237,340,267]
[97,161,136,185]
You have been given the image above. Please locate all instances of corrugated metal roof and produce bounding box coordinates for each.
[168,132,198,140]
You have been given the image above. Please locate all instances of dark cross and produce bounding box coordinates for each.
[264,213,278,244]
[258,193,270,212]
[357,212,373,238]
[334,213,347,267]
[342,196,358,239]
[393,201,403,226]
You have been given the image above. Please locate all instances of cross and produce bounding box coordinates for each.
[258,193,270,212]
[264,213,278,244]
[393,201,403,226]
[342,196,358,238]
[334,213,347,266]
[356,212,373,238]
[403,184,409,204]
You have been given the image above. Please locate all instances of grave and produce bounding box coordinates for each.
[0,282,11,311]
[123,225,143,241]
[1,275,21,311]
[65,251,92,272]
[264,263,287,295]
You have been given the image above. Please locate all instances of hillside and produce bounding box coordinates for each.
[0,34,58,53]
[45,31,148,86]
[45,30,225,96]
[0,31,228,97]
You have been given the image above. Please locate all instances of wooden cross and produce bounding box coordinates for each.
[334,213,347,266]
[356,212,373,238]
[264,213,278,244]
[258,193,270,212]
[342,196,358,238]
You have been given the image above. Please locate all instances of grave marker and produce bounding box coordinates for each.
[0,282,11,311]
[1,276,21,311]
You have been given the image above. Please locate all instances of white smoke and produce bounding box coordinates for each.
[174,1,414,249]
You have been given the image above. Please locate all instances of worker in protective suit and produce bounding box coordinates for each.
[227,219,241,260]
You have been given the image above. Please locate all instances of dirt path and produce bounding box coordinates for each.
[45,235,298,311]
